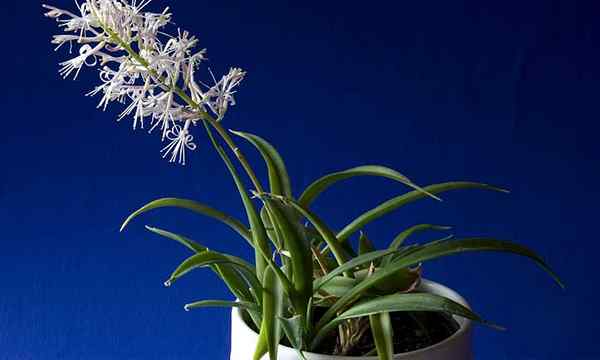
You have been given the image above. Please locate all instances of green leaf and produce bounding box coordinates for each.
[313,249,397,292]
[254,325,269,360]
[144,225,208,253]
[337,182,509,241]
[311,293,499,350]
[264,194,348,267]
[260,197,312,317]
[165,251,260,293]
[120,197,252,245]
[316,265,420,299]
[339,293,492,322]
[260,204,293,278]
[231,130,292,197]
[255,266,284,360]
[380,224,452,267]
[315,237,562,334]
[145,226,258,305]
[278,315,306,357]
[183,300,259,312]
[298,165,441,207]
[369,312,394,360]
[391,238,564,288]
[203,122,270,282]
[316,276,362,299]
[365,266,422,294]
[260,205,282,249]
[385,236,453,265]
[389,224,452,250]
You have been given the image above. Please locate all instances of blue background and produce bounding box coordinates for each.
[1,0,597,359]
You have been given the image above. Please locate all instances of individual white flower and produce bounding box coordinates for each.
[149,90,176,139]
[42,4,73,19]
[118,76,153,128]
[160,120,197,165]
[58,41,105,79]
[200,67,246,119]
[88,62,135,110]
[45,0,245,164]
[212,67,246,118]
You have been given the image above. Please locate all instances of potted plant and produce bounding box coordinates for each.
[44,1,563,359]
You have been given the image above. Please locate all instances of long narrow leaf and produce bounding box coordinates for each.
[369,312,394,360]
[255,266,284,360]
[313,249,397,292]
[389,224,452,250]
[337,182,509,241]
[165,251,260,293]
[391,238,564,288]
[339,293,483,320]
[146,225,258,304]
[380,224,451,266]
[204,122,270,282]
[262,194,348,267]
[184,300,259,312]
[311,293,498,350]
[145,225,208,253]
[260,197,312,318]
[315,237,562,333]
[298,165,440,207]
[231,130,292,197]
[254,322,269,360]
[120,197,252,245]
[279,315,306,358]
[260,206,282,250]
[317,276,361,298]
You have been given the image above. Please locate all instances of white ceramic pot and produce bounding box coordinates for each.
[230,280,473,360]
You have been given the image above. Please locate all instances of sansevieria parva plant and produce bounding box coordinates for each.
[44,1,563,359]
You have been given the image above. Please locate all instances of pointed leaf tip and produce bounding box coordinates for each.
[118,197,252,243]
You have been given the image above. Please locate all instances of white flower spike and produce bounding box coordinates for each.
[44,0,245,165]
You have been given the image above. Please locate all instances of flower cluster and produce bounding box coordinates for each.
[43,0,245,165]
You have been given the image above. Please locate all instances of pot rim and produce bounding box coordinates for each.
[232,279,473,359]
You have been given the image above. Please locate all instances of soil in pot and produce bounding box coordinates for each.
[313,310,460,356]
[312,308,460,356]
[243,309,460,356]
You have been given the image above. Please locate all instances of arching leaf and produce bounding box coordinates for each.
[184,300,259,312]
[259,196,312,317]
[145,226,258,304]
[313,249,397,292]
[380,224,451,266]
[315,237,561,333]
[231,130,292,197]
[165,250,261,293]
[120,197,252,245]
[299,165,440,207]
[337,182,509,241]
[311,293,500,350]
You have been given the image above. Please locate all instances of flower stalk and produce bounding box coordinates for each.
[104,22,265,192]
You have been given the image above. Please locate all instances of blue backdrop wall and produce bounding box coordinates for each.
[1,0,597,359]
